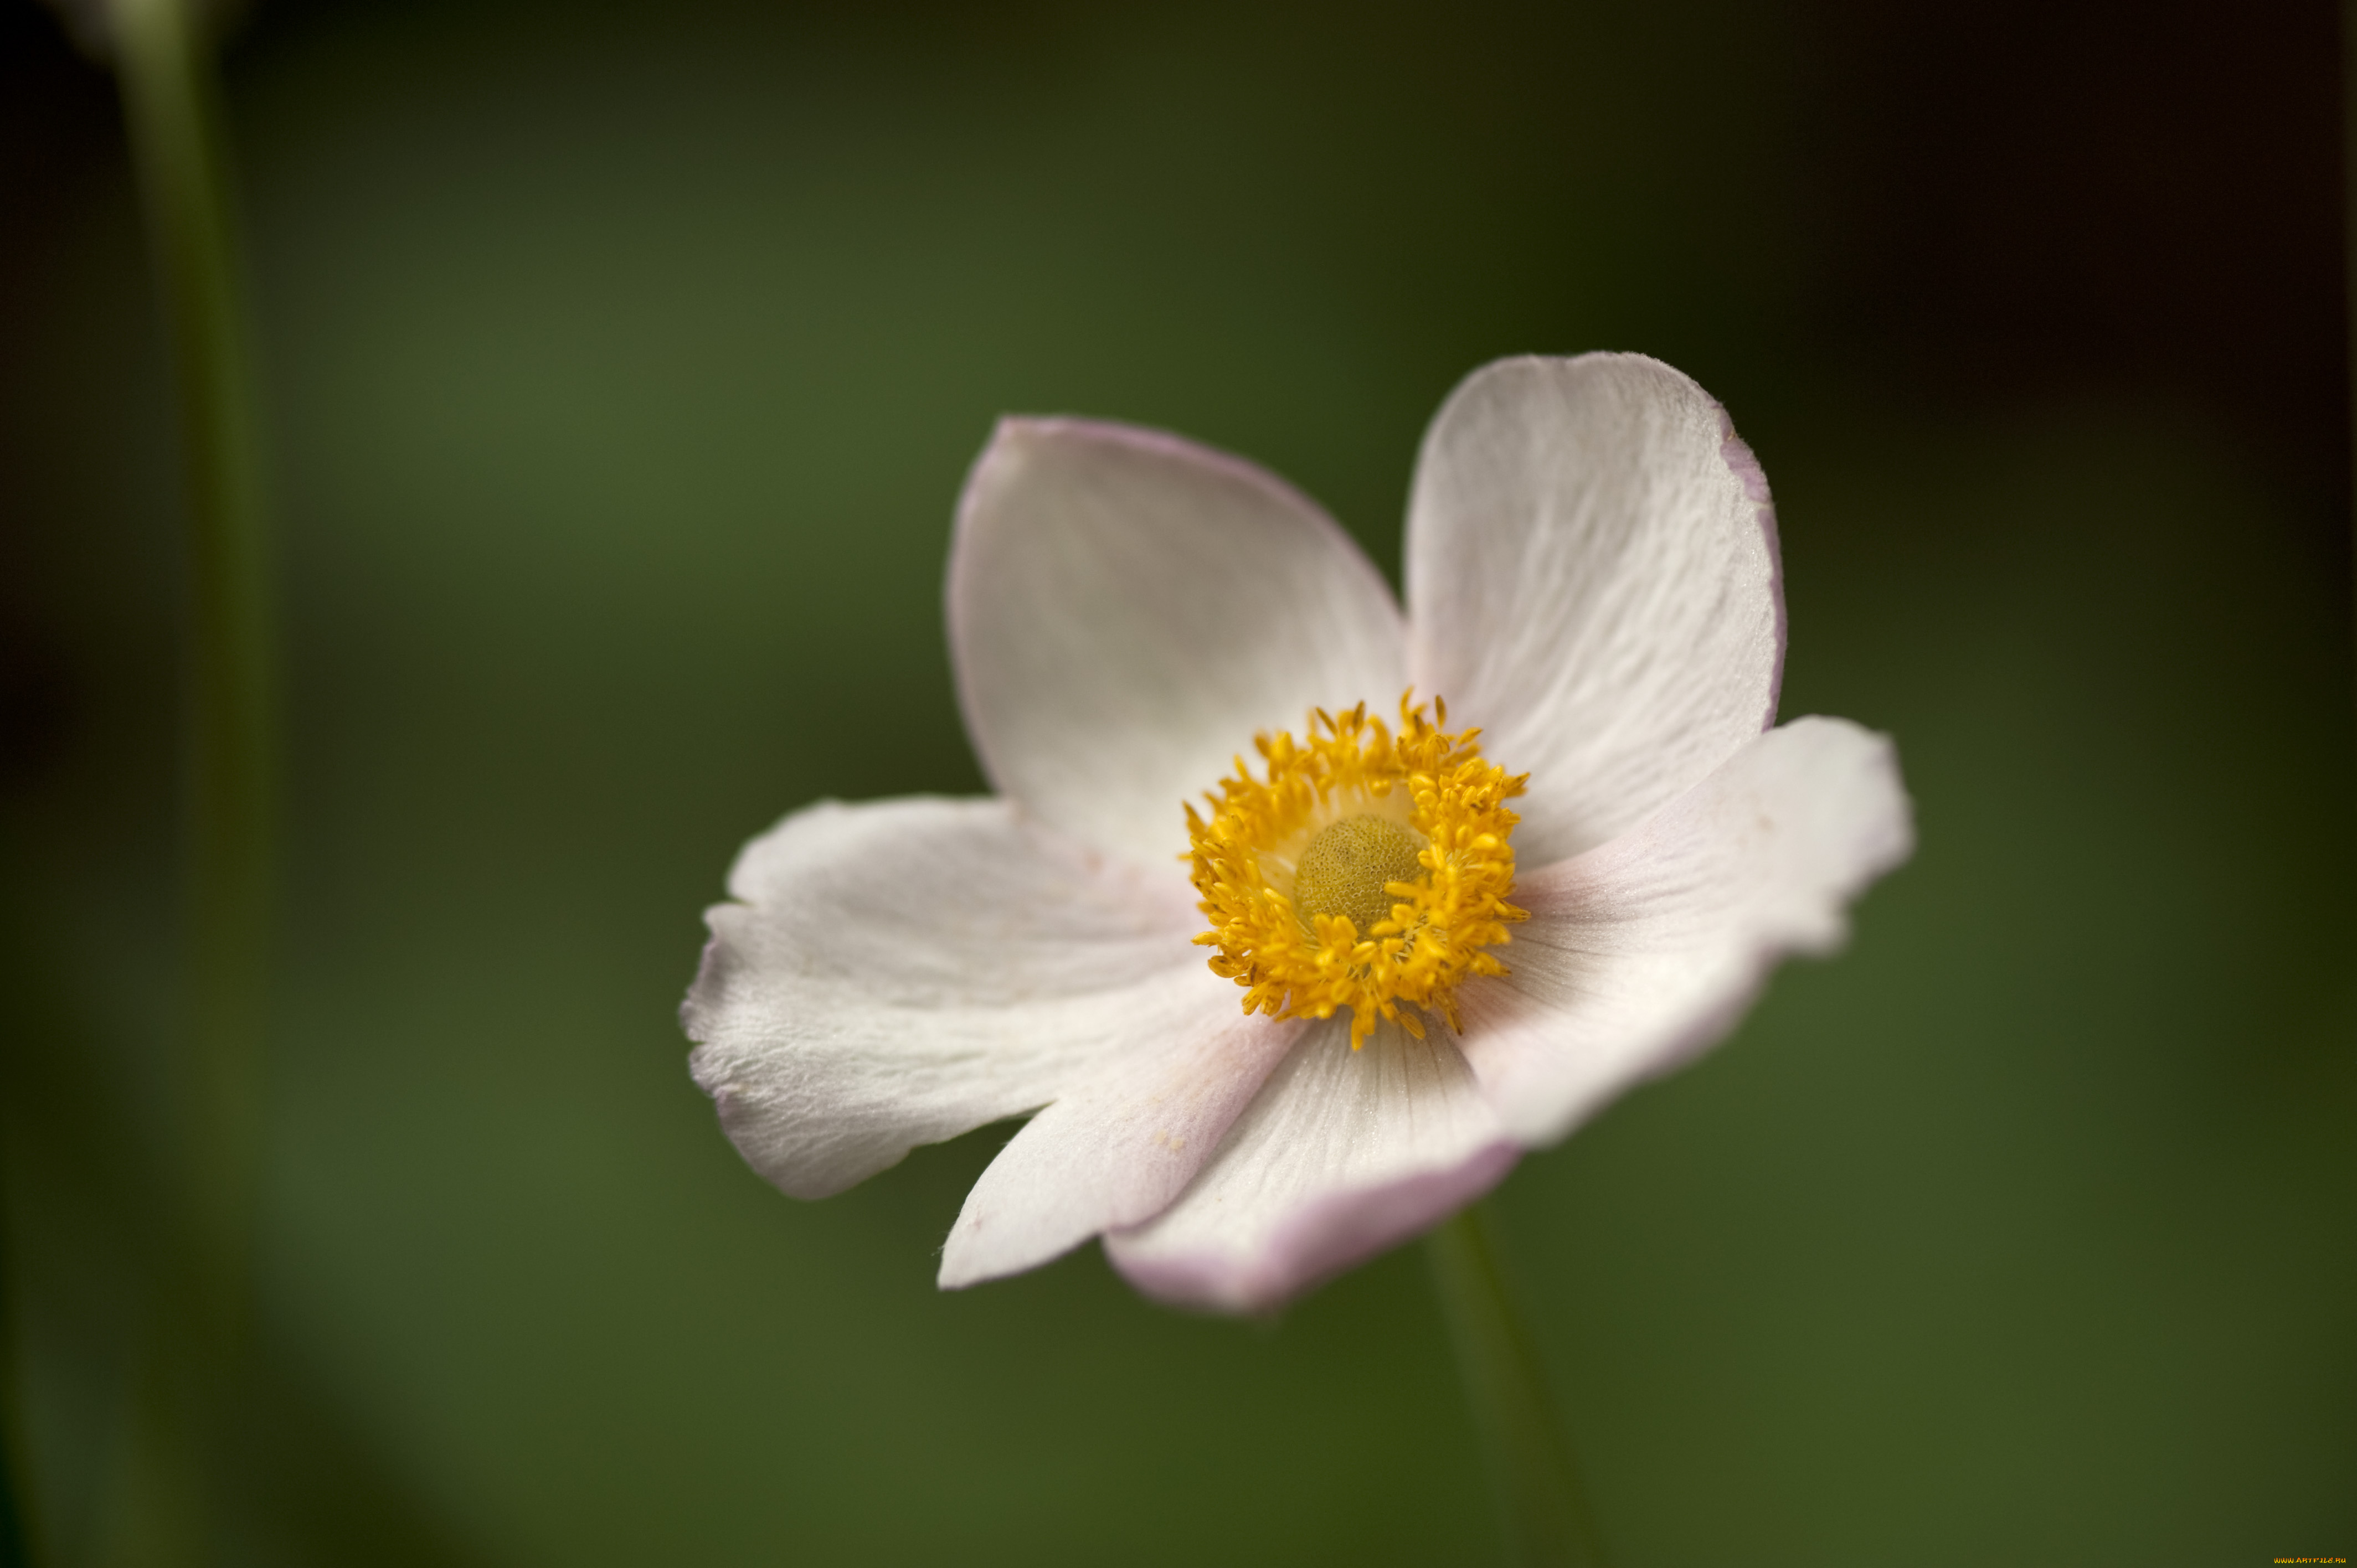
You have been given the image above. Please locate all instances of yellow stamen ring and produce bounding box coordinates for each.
[1185,693,1529,1049]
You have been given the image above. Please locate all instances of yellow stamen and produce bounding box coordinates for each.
[1185,692,1529,1049]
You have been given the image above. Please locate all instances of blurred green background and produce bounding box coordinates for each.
[2,0,2351,1562]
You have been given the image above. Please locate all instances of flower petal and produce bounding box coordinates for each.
[1459,715,1913,1147]
[938,999,1303,1290]
[950,417,1407,872]
[1103,1016,1519,1313]
[683,796,1203,1200]
[1405,353,1784,865]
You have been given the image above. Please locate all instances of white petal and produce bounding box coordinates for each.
[1405,354,1784,865]
[683,796,1205,1199]
[1460,716,1913,1147]
[950,417,1406,872]
[938,999,1303,1290]
[1103,1016,1520,1313]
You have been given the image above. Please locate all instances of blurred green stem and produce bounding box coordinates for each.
[115,0,276,1328]
[2344,0,2357,702]
[1427,1206,1609,1568]
[109,0,276,1553]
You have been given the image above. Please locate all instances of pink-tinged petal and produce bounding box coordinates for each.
[683,796,1205,1200]
[1459,716,1913,1147]
[1103,1015,1519,1313]
[938,1003,1303,1290]
[950,417,1406,873]
[1405,354,1784,865]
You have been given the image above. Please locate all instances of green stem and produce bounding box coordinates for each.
[2344,0,2357,708]
[1427,1205,1610,1568]
[115,0,276,1335]
[107,0,277,1555]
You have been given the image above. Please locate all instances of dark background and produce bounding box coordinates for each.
[2,1,2351,1563]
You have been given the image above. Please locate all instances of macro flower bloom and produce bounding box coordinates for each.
[684,353,1912,1313]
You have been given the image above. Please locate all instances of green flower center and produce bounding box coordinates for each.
[1291,814,1427,938]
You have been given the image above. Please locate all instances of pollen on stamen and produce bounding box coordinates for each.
[1183,692,1529,1049]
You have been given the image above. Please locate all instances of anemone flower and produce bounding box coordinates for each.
[684,353,1912,1314]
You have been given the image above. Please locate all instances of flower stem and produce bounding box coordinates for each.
[107,0,277,1551]
[115,0,276,1325]
[2344,0,2357,704]
[1427,1205,1610,1568]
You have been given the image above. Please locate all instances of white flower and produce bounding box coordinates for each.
[683,354,1913,1313]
